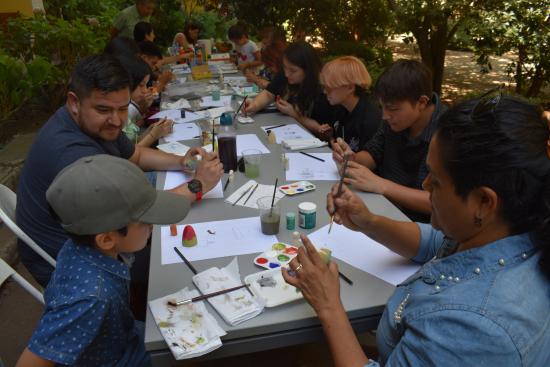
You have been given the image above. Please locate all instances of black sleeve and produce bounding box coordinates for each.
[266,71,287,96]
[117,132,136,159]
[310,92,340,124]
[363,122,386,167]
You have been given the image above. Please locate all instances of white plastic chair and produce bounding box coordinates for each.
[0,184,56,267]
[0,257,44,304]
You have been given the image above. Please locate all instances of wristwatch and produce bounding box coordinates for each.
[187,179,203,202]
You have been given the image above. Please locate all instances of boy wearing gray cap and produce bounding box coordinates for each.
[16,155,188,367]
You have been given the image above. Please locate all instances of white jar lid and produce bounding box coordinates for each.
[298,202,316,213]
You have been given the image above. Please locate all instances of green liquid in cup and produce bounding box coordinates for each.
[245,162,260,178]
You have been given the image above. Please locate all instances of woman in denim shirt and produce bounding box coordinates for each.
[283,94,550,366]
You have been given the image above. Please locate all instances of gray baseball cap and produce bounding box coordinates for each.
[46,155,190,235]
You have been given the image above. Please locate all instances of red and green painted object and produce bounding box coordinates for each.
[182,225,198,247]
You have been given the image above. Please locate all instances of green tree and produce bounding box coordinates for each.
[386,0,497,95]
[469,1,550,97]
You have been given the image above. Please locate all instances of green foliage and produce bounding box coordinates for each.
[191,10,237,41]
[468,0,550,97]
[0,14,109,107]
[43,0,130,21]
[0,53,55,120]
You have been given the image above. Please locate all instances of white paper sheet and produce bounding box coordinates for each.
[196,106,233,120]
[308,224,420,286]
[163,123,201,142]
[200,95,232,108]
[223,76,247,86]
[224,180,285,208]
[260,124,314,144]
[163,171,223,199]
[156,142,190,156]
[149,109,202,124]
[285,153,339,181]
[161,217,278,264]
[202,134,270,157]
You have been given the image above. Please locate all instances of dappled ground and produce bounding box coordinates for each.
[388,39,516,105]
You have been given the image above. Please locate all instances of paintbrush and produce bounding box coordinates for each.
[173,247,198,275]
[242,183,259,205]
[328,155,350,234]
[269,177,278,216]
[232,184,254,206]
[167,284,251,307]
[234,95,248,120]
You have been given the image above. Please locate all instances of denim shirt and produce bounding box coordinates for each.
[28,240,150,366]
[365,223,550,367]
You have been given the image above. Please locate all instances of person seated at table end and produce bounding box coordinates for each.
[284,94,550,367]
[228,24,262,72]
[16,155,191,367]
[16,53,223,287]
[320,56,382,152]
[244,41,339,140]
[333,59,447,222]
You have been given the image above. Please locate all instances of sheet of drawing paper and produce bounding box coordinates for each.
[161,217,277,264]
[285,153,339,181]
[308,224,420,286]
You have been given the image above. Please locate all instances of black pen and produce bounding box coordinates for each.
[173,247,198,274]
[300,151,325,162]
[223,177,230,192]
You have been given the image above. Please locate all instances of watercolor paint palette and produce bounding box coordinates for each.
[244,268,303,307]
[254,243,299,270]
[278,181,316,196]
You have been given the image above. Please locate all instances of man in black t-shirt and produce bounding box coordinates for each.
[333,60,447,222]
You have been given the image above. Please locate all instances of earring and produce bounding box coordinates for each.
[474,216,482,227]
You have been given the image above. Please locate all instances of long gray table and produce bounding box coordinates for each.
[145,90,409,366]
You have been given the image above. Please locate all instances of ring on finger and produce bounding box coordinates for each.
[295,263,303,272]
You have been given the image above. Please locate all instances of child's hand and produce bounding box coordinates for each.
[275,97,298,119]
[150,119,173,139]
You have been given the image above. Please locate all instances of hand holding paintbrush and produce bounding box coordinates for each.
[328,155,350,234]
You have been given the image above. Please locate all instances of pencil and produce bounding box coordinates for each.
[300,151,325,162]
[173,247,198,275]
[223,177,230,192]
[328,155,350,234]
[167,284,250,306]
[242,183,259,205]
[232,184,254,206]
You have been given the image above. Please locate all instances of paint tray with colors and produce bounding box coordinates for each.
[244,268,303,307]
[254,243,298,270]
[278,181,316,196]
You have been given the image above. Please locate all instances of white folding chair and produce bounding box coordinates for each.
[0,184,56,267]
[0,257,44,304]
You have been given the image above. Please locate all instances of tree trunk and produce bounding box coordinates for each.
[515,45,526,94]
[525,63,545,98]
[413,23,449,96]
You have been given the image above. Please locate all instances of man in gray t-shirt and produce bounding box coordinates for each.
[111,0,155,39]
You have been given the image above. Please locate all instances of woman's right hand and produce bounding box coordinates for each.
[281,234,343,318]
[326,183,374,232]
[242,99,257,115]
[194,151,224,194]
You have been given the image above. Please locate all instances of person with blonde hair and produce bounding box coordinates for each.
[321,56,381,151]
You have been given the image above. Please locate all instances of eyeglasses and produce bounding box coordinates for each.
[470,87,503,120]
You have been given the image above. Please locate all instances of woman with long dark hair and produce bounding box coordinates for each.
[284,93,550,366]
[244,41,338,138]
